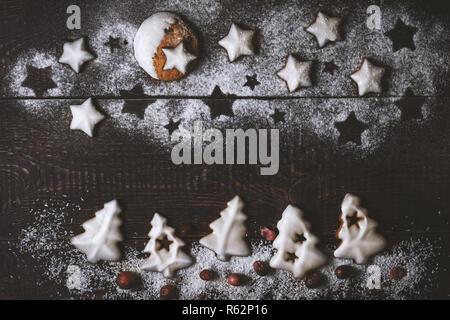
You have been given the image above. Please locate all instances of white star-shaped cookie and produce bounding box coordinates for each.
[305,11,342,47]
[350,58,385,96]
[277,55,313,92]
[218,23,255,62]
[70,98,105,137]
[59,38,95,73]
[162,42,197,74]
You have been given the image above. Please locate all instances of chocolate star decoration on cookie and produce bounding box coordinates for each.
[347,213,363,228]
[164,118,181,135]
[323,60,338,75]
[384,18,418,52]
[243,74,260,90]
[395,88,426,121]
[294,233,307,244]
[270,108,286,124]
[202,86,237,119]
[104,36,122,52]
[120,84,156,119]
[285,252,298,262]
[334,112,368,145]
[156,235,173,252]
[21,65,57,96]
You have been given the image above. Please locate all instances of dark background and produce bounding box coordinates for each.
[0,0,449,299]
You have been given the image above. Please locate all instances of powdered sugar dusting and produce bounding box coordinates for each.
[66,265,83,290]
[3,0,446,157]
[3,0,449,97]
[90,20,141,94]
[14,97,436,156]
[7,50,75,97]
[9,198,441,299]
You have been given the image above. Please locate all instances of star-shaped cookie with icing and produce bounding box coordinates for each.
[305,11,342,47]
[162,42,197,75]
[70,98,105,137]
[277,55,312,92]
[59,38,95,73]
[218,23,255,62]
[350,58,385,96]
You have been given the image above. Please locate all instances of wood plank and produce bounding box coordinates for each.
[1,0,449,98]
[0,98,448,240]
[1,234,449,299]
[0,0,449,299]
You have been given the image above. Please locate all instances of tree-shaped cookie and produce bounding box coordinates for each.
[71,199,123,263]
[200,195,250,261]
[270,205,326,278]
[141,213,193,278]
[334,193,387,264]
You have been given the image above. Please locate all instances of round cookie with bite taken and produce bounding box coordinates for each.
[134,12,199,81]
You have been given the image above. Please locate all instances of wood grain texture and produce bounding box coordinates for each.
[0,99,449,241]
[1,0,449,98]
[0,0,449,299]
[1,234,449,299]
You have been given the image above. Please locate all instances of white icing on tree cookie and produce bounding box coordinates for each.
[218,23,255,62]
[162,42,197,74]
[305,11,342,47]
[199,195,250,261]
[270,205,326,278]
[71,200,123,263]
[58,38,94,73]
[350,58,385,96]
[334,193,387,264]
[69,98,105,137]
[277,55,313,92]
[141,213,193,278]
[134,12,178,78]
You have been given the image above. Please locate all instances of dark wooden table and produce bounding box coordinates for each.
[0,0,449,299]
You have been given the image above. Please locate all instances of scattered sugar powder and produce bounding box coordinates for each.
[4,0,446,156]
[88,20,141,95]
[7,50,76,97]
[9,199,442,299]
[13,96,435,157]
[4,0,448,97]
[66,265,83,290]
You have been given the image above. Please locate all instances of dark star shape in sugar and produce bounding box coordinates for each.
[120,84,156,119]
[323,60,338,75]
[243,74,260,90]
[270,108,286,124]
[21,65,57,96]
[394,87,426,121]
[334,111,368,145]
[164,118,181,136]
[104,36,122,52]
[384,18,418,52]
[202,85,237,119]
